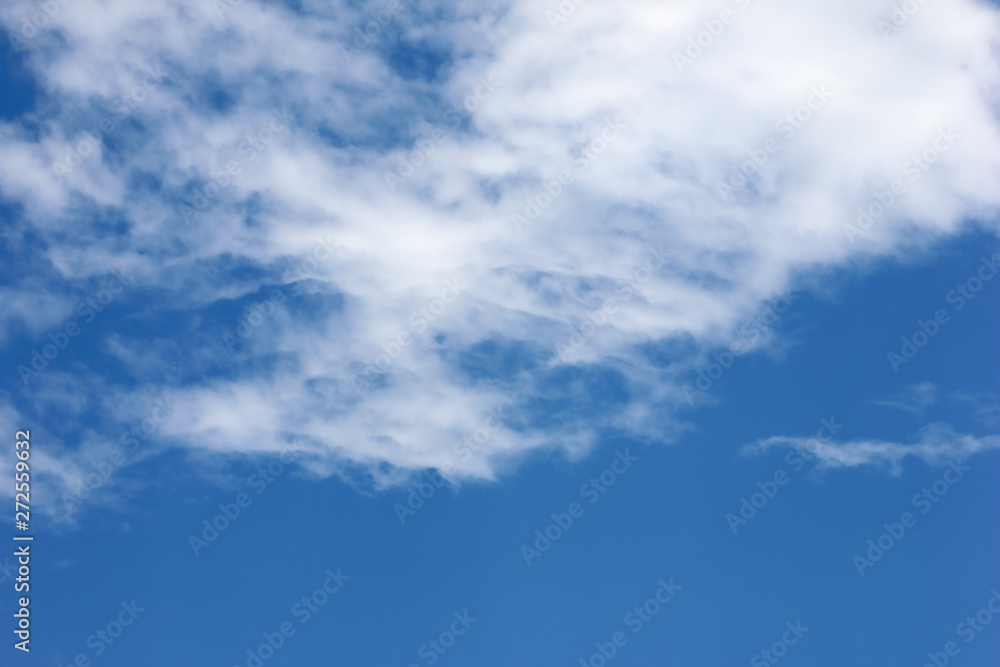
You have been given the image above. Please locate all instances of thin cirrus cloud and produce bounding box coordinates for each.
[744,423,1000,475]
[872,381,939,415]
[0,0,999,510]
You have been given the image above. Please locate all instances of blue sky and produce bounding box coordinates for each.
[0,1,999,666]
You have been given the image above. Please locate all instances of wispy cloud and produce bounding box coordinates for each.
[872,382,938,415]
[745,423,1000,475]
[1,0,999,503]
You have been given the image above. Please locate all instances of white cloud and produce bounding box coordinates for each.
[1,0,999,501]
[744,423,1000,474]
[873,381,938,415]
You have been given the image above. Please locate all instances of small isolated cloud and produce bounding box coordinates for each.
[873,381,938,415]
[745,423,1000,474]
